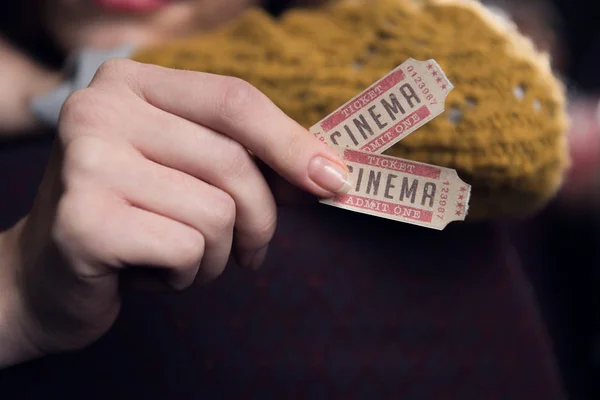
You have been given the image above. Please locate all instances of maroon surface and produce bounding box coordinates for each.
[0,134,566,399]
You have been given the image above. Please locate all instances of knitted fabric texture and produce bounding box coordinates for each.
[132,0,569,221]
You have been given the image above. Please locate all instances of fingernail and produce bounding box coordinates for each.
[308,156,351,195]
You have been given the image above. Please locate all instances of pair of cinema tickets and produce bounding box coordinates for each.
[310,58,471,230]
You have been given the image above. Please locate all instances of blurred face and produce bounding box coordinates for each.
[45,0,262,50]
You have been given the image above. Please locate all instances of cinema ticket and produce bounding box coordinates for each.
[310,58,453,153]
[312,58,470,229]
[320,148,472,230]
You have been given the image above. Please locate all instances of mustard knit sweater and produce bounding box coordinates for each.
[133,0,569,221]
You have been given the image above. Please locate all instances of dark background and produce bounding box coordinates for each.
[0,0,599,398]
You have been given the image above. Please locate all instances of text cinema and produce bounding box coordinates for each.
[347,165,437,208]
[328,83,421,146]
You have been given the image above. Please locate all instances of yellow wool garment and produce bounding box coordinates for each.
[133,0,569,221]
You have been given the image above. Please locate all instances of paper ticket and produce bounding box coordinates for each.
[310,58,453,153]
[320,147,472,230]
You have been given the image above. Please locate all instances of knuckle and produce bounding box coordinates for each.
[58,89,101,142]
[58,87,129,146]
[62,136,108,183]
[220,139,251,181]
[251,208,278,246]
[58,88,125,146]
[52,190,102,256]
[217,77,258,125]
[207,191,236,234]
[91,58,137,85]
[278,131,304,171]
[173,230,205,270]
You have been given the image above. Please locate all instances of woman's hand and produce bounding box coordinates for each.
[0,59,350,367]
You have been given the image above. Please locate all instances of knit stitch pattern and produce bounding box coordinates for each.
[133,0,569,220]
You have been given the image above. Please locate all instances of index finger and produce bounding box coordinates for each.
[92,59,351,198]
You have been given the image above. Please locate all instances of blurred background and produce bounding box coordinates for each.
[0,0,598,398]
[481,1,600,399]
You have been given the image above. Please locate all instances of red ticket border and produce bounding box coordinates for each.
[320,69,406,132]
[342,149,441,179]
[334,194,434,223]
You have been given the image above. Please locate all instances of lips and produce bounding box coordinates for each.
[93,0,173,13]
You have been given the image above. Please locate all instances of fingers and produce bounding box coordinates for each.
[89,59,351,198]
[119,101,279,263]
[59,89,279,268]
[62,135,237,280]
[56,59,343,285]
[54,185,206,290]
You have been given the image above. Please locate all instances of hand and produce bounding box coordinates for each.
[0,59,350,366]
[0,37,61,134]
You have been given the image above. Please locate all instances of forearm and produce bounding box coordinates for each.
[0,221,42,369]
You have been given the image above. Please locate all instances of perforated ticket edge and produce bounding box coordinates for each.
[310,58,454,154]
[311,58,471,229]
[320,147,472,230]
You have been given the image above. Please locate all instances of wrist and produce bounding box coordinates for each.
[0,220,43,369]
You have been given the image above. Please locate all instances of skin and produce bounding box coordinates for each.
[0,0,596,370]
[0,58,351,367]
[0,0,350,369]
